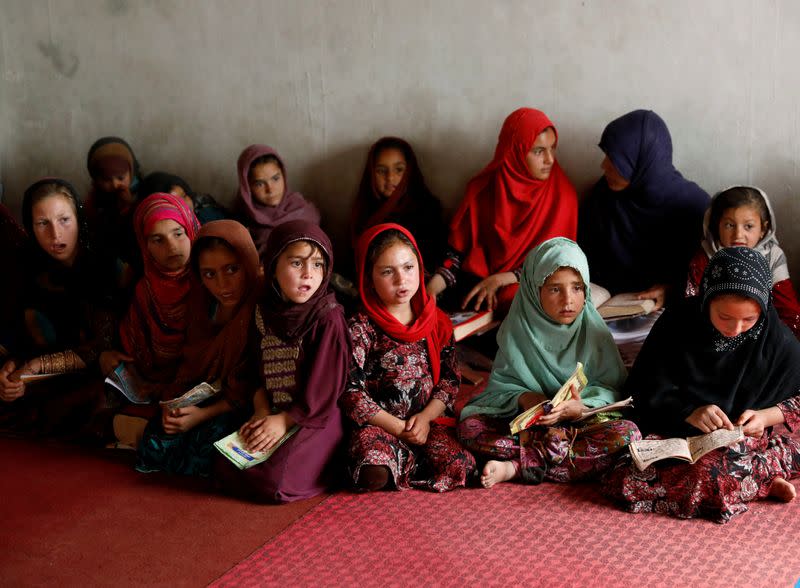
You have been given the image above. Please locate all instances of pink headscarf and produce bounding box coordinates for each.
[235,144,321,258]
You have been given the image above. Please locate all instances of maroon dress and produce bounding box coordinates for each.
[341,313,476,492]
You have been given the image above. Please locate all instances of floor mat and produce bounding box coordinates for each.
[212,480,800,587]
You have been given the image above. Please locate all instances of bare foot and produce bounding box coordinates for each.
[768,477,797,503]
[481,460,518,489]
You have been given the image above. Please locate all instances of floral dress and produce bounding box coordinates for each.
[602,395,800,523]
[341,313,476,492]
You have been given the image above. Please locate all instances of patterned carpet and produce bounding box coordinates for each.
[212,479,800,588]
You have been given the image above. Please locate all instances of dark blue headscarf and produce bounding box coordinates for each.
[578,110,709,294]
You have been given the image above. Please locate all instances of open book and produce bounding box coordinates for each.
[450,310,497,341]
[591,283,656,321]
[104,363,152,405]
[509,363,588,434]
[160,380,221,410]
[214,425,299,470]
[629,426,744,471]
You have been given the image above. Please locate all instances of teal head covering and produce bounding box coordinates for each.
[460,237,626,421]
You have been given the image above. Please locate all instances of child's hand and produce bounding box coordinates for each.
[399,413,431,445]
[537,383,584,425]
[686,404,734,433]
[240,413,289,453]
[99,350,134,377]
[736,409,768,438]
[162,405,206,434]
[0,360,25,402]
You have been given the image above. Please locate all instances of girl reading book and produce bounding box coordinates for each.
[685,185,800,338]
[234,144,320,259]
[426,108,578,316]
[341,224,476,492]
[604,247,800,523]
[0,179,116,433]
[214,220,350,502]
[136,220,261,476]
[349,137,446,276]
[458,237,640,487]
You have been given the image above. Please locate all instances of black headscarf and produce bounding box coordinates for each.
[627,247,800,436]
[578,110,709,294]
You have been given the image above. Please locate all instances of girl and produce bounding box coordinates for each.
[342,223,476,492]
[234,144,320,259]
[103,193,200,389]
[350,137,446,275]
[686,185,800,337]
[458,237,640,487]
[0,179,116,432]
[427,108,578,316]
[578,110,709,308]
[85,136,144,304]
[215,220,350,503]
[139,171,229,225]
[604,247,800,523]
[136,220,260,476]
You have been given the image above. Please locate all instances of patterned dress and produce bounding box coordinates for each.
[458,414,640,483]
[341,313,476,492]
[602,396,800,523]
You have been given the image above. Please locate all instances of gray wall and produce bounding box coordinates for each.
[2,0,799,277]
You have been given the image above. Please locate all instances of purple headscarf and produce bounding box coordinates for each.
[578,110,709,294]
[235,144,321,258]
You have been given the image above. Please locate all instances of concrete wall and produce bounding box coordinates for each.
[2,0,800,275]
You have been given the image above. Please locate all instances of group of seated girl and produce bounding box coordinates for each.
[1,106,799,524]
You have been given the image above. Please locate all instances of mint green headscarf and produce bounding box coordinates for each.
[460,237,626,421]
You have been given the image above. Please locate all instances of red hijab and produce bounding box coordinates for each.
[448,108,577,277]
[356,223,453,384]
[120,193,200,379]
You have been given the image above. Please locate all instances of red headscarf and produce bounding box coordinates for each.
[120,193,200,380]
[448,108,578,277]
[356,223,453,384]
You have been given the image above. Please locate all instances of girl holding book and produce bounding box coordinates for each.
[0,179,116,433]
[341,224,476,492]
[136,220,261,476]
[604,247,800,523]
[458,237,640,487]
[349,137,446,276]
[426,107,578,316]
[234,144,320,259]
[214,220,350,503]
[685,185,800,338]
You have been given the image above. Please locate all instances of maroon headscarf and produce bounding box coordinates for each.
[168,220,263,406]
[235,144,321,258]
[261,220,339,342]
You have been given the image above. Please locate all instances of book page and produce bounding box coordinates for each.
[686,426,744,462]
[214,425,299,470]
[630,438,692,471]
[576,396,633,421]
[598,293,656,320]
[590,282,611,307]
[160,380,221,409]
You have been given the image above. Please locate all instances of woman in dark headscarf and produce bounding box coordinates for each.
[0,179,116,432]
[136,220,261,476]
[214,220,350,503]
[578,110,709,308]
[349,137,446,276]
[234,144,320,259]
[139,171,229,225]
[85,136,145,305]
[603,247,800,522]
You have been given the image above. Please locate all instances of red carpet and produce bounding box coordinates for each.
[0,437,325,587]
[212,481,800,587]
